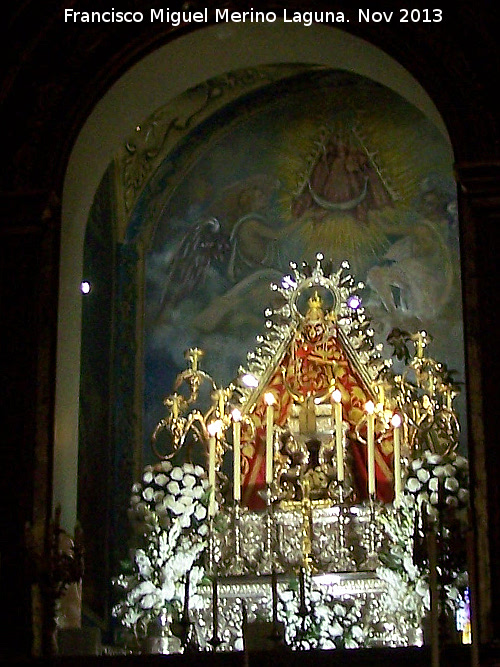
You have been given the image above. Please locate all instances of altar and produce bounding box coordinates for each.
[112,255,470,654]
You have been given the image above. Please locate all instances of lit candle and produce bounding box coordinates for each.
[391,413,402,506]
[207,420,221,517]
[365,401,376,497]
[332,389,344,482]
[264,393,275,485]
[232,409,242,502]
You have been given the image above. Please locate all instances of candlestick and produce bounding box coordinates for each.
[427,526,440,667]
[391,413,402,506]
[183,569,190,619]
[212,575,219,649]
[264,393,275,486]
[298,566,306,617]
[332,389,344,482]
[232,409,241,502]
[271,568,278,625]
[365,401,376,496]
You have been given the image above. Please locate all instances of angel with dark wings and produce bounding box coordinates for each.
[156,217,230,318]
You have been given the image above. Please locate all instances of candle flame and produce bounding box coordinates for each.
[264,392,276,406]
[391,413,402,428]
[332,389,342,403]
[208,419,224,436]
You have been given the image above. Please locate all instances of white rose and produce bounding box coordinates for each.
[429,492,439,505]
[417,491,429,505]
[194,465,205,477]
[406,477,421,493]
[183,463,195,474]
[183,474,196,489]
[140,593,158,609]
[425,452,443,465]
[155,473,168,487]
[143,470,154,484]
[198,524,209,536]
[167,481,180,496]
[170,500,186,515]
[411,459,423,471]
[417,468,430,483]
[330,621,343,637]
[130,494,141,506]
[143,487,155,502]
[191,486,204,499]
[444,477,459,492]
[171,467,184,481]
[458,488,469,503]
[131,483,142,494]
[433,465,446,478]
[454,455,468,469]
[444,464,456,477]
[160,460,172,472]
[428,477,439,492]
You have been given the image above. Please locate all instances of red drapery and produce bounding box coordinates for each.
[240,327,395,507]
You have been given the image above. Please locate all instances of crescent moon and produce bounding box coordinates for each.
[308,176,369,211]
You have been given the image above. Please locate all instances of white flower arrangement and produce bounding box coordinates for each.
[276,575,366,650]
[403,450,469,523]
[377,448,470,636]
[376,499,430,635]
[112,460,210,635]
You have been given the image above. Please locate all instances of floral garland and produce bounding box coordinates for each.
[112,460,210,635]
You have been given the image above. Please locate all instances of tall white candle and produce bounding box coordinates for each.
[332,389,344,482]
[264,393,275,485]
[232,409,242,502]
[365,401,376,496]
[208,435,216,516]
[207,420,221,517]
[391,413,402,506]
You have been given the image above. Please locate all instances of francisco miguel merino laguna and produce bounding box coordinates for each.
[64,7,351,26]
